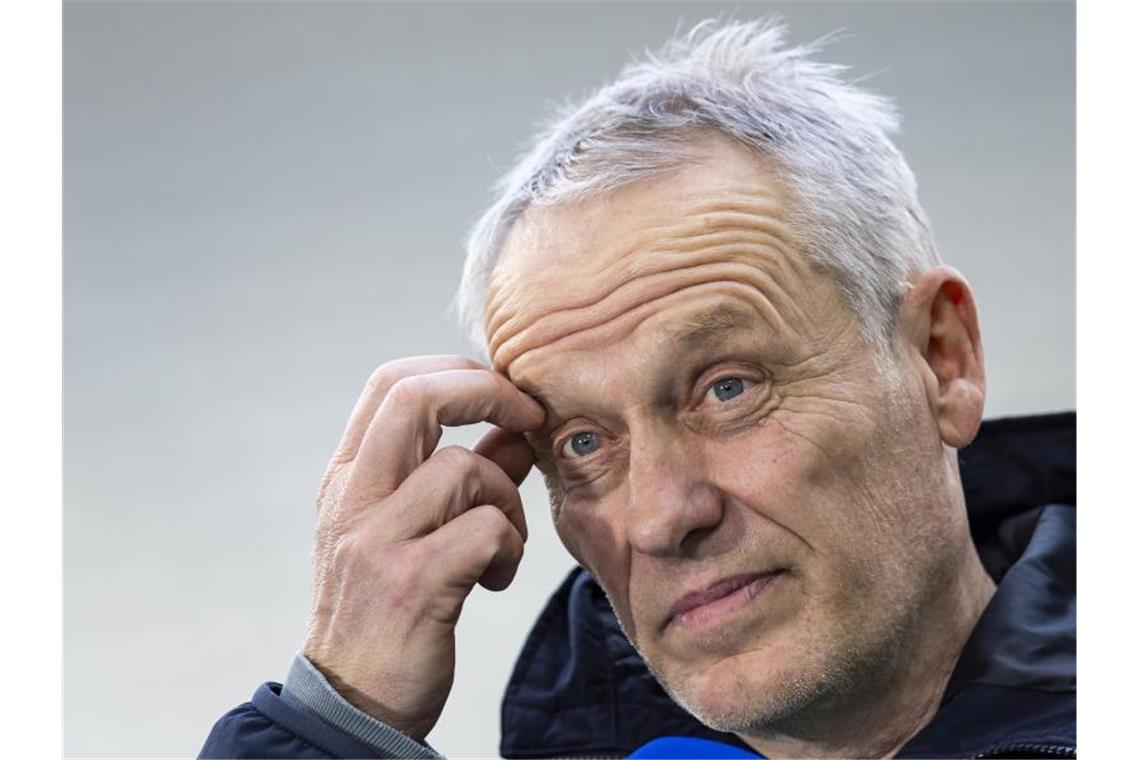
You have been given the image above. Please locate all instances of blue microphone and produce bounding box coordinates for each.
[628,736,763,758]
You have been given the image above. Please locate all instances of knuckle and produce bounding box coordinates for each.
[385,375,432,408]
[436,445,478,476]
[476,505,515,543]
[366,364,395,393]
[483,513,524,571]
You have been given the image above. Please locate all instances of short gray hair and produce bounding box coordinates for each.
[455,17,941,356]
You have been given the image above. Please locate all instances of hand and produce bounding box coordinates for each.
[301,355,545,741]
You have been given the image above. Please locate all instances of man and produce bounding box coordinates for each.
[202,19,1075,759]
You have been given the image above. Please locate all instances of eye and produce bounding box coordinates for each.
[561,431,600,459]
[709,377,748,402]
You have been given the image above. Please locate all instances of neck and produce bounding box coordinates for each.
[739,547,996,759]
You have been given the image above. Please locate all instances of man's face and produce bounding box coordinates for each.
[484,135,964,732]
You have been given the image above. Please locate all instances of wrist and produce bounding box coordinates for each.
[301,649,435,742]
[285,652,443,757]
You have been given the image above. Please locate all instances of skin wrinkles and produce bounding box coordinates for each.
[485,192,800,320]
[486,194,815,372]
[522,312,775,496]
[484,133,995,758]
[553,364,784,502]
[497,272,802,382]
[489,256,797,373]
[526,303,791,522]
[504,278,797,394]
[525,293,863,509]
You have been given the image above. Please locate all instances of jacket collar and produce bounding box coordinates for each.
[501,412,1076,759]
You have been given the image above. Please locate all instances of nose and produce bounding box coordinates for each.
[624,429,725,557]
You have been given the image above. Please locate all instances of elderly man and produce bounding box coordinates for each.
[202,19,1075,759]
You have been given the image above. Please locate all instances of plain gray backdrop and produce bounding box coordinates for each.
[64,2,1074,757]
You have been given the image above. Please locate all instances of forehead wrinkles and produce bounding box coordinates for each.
[486,195,812,373]
[509,281,779,393]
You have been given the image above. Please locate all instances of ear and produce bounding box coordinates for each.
[899,266,986,448]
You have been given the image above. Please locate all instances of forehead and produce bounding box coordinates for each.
[509,294,783,409]
[484,135,826,383]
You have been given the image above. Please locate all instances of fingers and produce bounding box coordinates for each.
[419,504,526,597]
[351,369,544,499]
[474,427,537,487]
[384,446,529,543]
[332,356,486,464]
[304,356,540,741]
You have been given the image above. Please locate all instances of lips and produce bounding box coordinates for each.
[666,570,784,629]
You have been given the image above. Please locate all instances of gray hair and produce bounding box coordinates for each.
[455,17,941,356]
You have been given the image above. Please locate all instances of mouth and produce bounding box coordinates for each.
[666,570,786,631]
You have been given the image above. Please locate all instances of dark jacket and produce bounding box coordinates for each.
[202,412,1076,759]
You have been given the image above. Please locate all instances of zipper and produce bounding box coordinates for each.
[974,742,1076,758]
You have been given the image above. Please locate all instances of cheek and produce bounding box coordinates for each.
[710,413,848,547]
[554,498,633,615]
[706,411,890,601]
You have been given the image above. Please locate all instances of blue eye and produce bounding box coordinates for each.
[711,377,746,402]
[563,431,600,458]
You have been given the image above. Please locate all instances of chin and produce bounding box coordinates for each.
[651,639,840,735]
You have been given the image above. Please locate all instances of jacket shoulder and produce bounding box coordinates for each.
[898,684,1075,758]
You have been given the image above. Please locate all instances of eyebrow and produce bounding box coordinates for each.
[525,304,765,431]
[669,304,763,348]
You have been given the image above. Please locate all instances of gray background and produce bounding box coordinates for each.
[64,2,1074,757]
